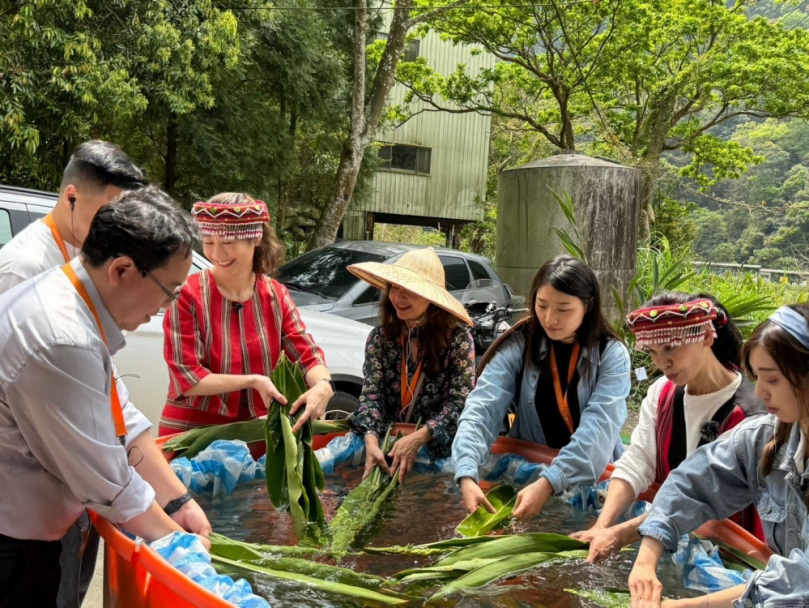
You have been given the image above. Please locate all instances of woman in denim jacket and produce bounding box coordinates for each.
[629,304,809,608]
[452,256,630,520]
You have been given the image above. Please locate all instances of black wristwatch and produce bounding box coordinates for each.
[164,492,193,516]
[319,377,336,393]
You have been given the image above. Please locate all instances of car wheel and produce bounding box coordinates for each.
[325,390,360,419]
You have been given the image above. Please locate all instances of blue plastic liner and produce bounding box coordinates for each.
[150,532,270,608]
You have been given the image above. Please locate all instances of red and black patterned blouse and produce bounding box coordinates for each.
[159,269,326,435]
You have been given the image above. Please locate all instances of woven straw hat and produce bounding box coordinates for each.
[348,248,473,326]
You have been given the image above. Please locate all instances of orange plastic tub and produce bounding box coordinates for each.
[94,425,772,606]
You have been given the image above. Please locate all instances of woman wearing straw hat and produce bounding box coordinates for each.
[347,248,476,482]
[453,255,631,520]
[159,193,334,436]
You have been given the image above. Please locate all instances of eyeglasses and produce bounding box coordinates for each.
[145,270,181,304]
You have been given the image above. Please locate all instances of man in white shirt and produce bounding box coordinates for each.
[0,141,164,608]
[0,188,211,606]
[0,140,147,294]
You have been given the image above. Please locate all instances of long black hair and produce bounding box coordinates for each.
[641,291,742,369]
[524,255,619,369]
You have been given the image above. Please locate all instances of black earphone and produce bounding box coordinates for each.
[69,196,76,210]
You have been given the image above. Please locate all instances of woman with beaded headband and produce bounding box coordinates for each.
[628,304,809,608]
[452,255,631,521]
[572,292,766,562]
[159,193,334,435]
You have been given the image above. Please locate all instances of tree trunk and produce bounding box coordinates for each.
[307,0,413,250]
[164,112,178,196]
[635,87,677,239]
[278,109,297,235]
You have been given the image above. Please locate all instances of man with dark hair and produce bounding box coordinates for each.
[0,141,150,607]
[0,187,211,606]
[0,139,147,293]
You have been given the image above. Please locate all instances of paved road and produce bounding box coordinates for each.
[85,542,104,608]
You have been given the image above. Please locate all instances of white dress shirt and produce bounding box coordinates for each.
[0,258,155,540]
[0,217,151,442]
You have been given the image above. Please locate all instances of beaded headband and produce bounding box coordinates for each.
[192,200,270,240]
[627,300,720,350]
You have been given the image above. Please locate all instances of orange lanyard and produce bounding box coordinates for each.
[43,214,71,263]
[549,343,581,434]
[61,263,128,445]
[400,335,423,411]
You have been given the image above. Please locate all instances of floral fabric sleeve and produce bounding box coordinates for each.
[425,327,476,452]
[349,328,392,438]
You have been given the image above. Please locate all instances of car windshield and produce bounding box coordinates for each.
[276,247,387,299]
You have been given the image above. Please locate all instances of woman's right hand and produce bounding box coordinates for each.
[250,375,287,407]
[460,477,496,514]
[363,434,390,480]
[570,524,624,562]
[629,539,665,608]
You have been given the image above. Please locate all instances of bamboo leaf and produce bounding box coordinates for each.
[209,533,327,558]
[394,558,499,581]
[328,426,401,557]
[456,485,516,537]
[211,555,408,605]
[430,550,588,601]
[436,533,586,567]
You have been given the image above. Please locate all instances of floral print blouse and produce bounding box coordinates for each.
[349,325,476,457]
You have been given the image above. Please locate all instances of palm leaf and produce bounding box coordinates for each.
[456,484,516,537]
[429,550,588,601]
[436,533,586,567]
[211,555,408,605]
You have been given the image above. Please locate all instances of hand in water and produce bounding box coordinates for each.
[512,477,553,520]
[459,477,496,513]
[362,435,390,480]
[569,525,624,562]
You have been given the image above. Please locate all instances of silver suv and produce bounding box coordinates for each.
[276,241,522,326]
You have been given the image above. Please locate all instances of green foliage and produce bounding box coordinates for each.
[328,426,402,558]
[455,485,516,538]
[264,354,329,547]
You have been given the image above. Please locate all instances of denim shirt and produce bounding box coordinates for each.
[637,415,809,608]
[452,331,630,494]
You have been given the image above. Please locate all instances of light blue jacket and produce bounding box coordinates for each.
[638,415,809,608]
[452,330,630,494]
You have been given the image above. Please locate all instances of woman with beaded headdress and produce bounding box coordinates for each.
[159,193,334,436]
[572,292,766,561]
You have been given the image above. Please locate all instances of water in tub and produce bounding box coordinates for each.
[197,467,702,607]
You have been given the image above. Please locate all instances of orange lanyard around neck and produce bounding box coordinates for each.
[61,263,128,446]
[400,335,423,411]
[549,342,581,434]
[43,214,71,263]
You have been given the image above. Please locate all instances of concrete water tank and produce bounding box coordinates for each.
[496,152,641,322]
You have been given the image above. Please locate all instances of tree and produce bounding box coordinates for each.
[398,0,809,227]
[307,0,473,250]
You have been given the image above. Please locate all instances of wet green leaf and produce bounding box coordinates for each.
[456,484,516,537]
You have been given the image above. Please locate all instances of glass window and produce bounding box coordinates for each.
[403,40,420,62]
[377,144,431,175]
[468,259,490,282]
[439,255,471,291]
[276,247,387,300]
[354,285,380,305]
[0,210,12,249]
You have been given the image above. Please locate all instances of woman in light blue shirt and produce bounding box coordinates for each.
[453,255,630,520]
[629,305,809,608]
